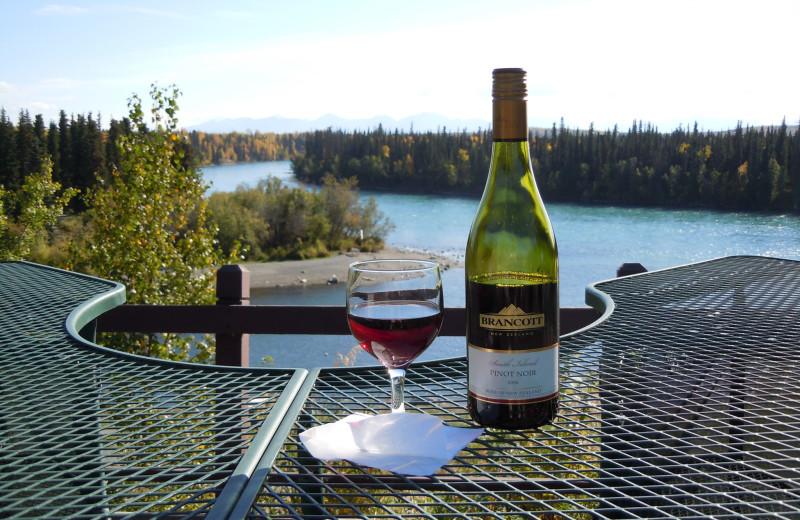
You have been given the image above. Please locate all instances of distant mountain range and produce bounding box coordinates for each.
[186,113,797,135]
[186,113,492,134]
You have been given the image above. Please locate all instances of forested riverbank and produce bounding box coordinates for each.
[292,121,800,212]
[2,108,798,215]
[0,108,306,211]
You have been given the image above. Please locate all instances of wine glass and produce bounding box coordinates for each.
[346,260,444,413]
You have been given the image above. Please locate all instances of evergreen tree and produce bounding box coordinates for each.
[105,117,131,171]
[47,121,60,177]
[16,110,40,186]
[0,109,18,191]
[57,111,72,189]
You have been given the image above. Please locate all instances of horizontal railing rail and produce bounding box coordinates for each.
[91,263,642,366]
[96,304,599,337]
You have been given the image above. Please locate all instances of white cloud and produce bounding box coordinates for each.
[39,77,82,89]
[120,6,190,20]
[33,4,90,16]
[28,101,57,111]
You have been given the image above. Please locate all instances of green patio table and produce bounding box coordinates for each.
[0,261,307,519]
[2,256,799,519]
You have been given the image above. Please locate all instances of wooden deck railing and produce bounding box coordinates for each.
[95,263,640,367]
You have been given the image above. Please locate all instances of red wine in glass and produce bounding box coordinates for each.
[348,301,443,369]
[346,260,443,413]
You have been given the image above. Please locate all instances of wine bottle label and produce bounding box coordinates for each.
[467,280,559,404]
[468,343,558,404]
[479,305,544,331]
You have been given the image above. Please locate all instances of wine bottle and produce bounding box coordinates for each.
[465,68,559,430]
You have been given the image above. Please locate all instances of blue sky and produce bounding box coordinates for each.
[1,0,798,131]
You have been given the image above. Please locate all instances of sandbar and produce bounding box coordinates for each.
[243,246,462,289]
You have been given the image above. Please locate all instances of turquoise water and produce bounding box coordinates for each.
[203,161,800,369]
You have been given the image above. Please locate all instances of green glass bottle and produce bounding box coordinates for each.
[465,68,559,430]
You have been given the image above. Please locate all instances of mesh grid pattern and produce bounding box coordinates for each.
[0,262,300,519]
[249,256,800,519]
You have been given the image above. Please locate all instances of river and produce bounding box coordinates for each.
[202,161,800,368]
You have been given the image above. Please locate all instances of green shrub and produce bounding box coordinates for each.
[208,174,393,261]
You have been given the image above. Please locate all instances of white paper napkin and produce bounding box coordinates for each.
[299,413,484,476]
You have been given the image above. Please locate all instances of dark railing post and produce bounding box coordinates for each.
[216,265,250,367]
[617,262,647,277]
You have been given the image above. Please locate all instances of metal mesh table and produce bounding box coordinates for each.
[0,262,308,520]
[243,256,800,519]
[4,257,800,519]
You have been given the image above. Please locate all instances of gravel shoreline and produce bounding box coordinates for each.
[243,246,462,289]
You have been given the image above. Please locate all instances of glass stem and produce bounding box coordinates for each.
[387,368,406,413]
